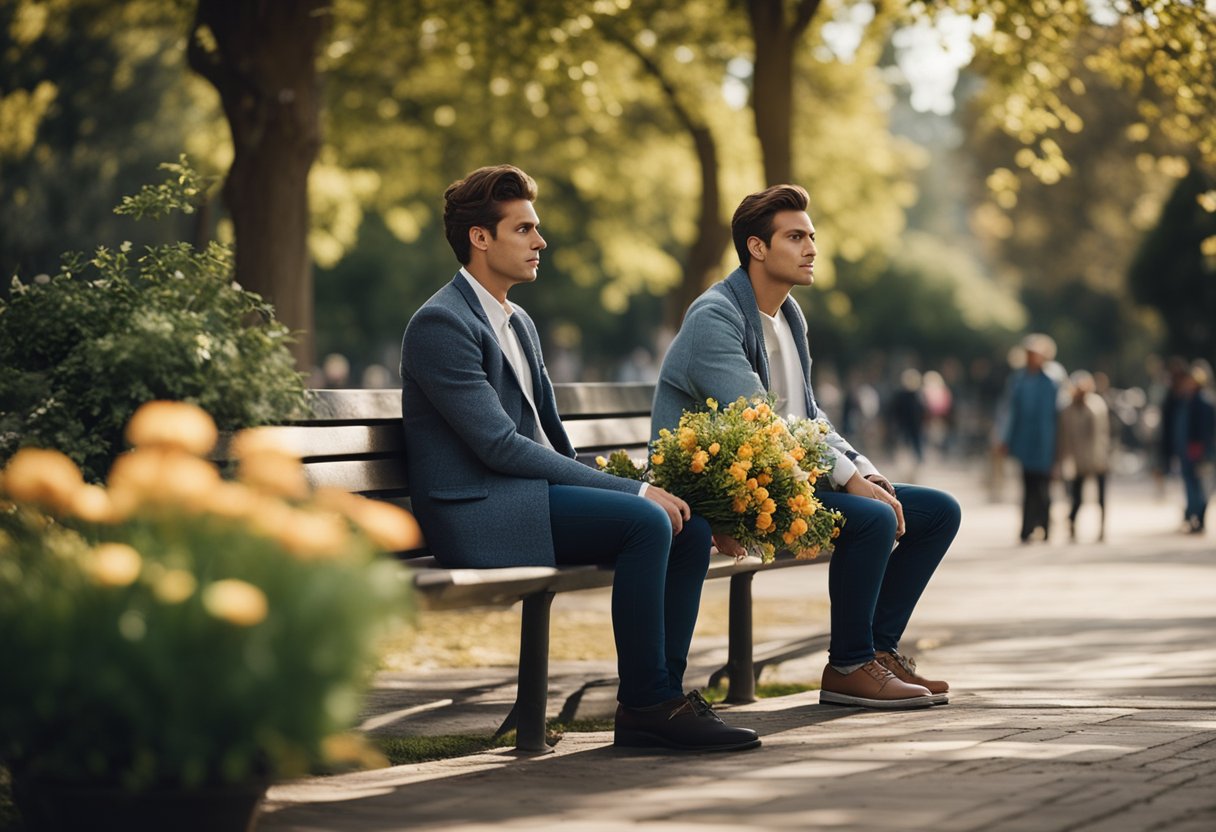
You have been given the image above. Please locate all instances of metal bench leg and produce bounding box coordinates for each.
[724,573,756,704]
[514,590,556,753]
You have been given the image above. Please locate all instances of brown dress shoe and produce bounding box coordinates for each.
[819,660,935,709]
[875,650,950,705]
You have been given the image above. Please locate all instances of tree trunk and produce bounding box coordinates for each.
[746,0,822,186]
[669,124,730,329]
[606,29,730,330]
[187,0,327,371]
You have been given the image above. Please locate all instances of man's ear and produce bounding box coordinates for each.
[469,226,491,252]
[748,236,766,262]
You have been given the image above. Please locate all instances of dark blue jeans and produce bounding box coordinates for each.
[548,485,712,708]
[1180,459,1209,525]
[817,484,961,667]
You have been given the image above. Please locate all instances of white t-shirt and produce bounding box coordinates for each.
[759,309,808,421]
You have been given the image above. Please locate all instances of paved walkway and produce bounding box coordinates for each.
[262,466,1216,831]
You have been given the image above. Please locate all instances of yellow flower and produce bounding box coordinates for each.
[314,487,424,552]
[273,509,352,559]
[759,498,776,515]
[791,446,806,461]
[1,448,86,513]
[731,496,749,514]
[753,487,769,502]
[797,545,821,560]
[238,449,310,501]
[677,427,698,451]
[831,526,841,539]
[125,400,218,457]
[153,569,197,604]
[705,397,719,411]
[728,462,750,482]
[203,579,268,627]
[782,531,797,545]
[707,442,720,456]
[737,444,753,459]
[756,403,772,419]
[755,512,773,530]
[107,447,222,517]
[790,518,809,537]
[690,450,709,474]
[595,456,608,468]
[651,453,665,466]
[757,473,773,486]
[746,478,758,491]
[88,542,142,587]
[742,407,757,422]
[66,484,114,523]
[779,454,795,469]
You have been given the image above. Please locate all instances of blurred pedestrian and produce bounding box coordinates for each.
[890,368,926,467]
[998,334,1061,543]
[1161,364,1215,534]
[1057,371,1110,542]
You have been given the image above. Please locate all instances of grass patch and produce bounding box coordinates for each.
[374,717,615,765]
[701,680,817,704]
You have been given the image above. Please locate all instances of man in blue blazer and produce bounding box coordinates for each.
[653,184,961,709]
[400,165,758,751]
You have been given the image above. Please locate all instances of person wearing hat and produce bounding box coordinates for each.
[998,334,1061,543]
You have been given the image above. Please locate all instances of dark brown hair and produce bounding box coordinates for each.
[443,165,538,264]
[730,184,810,268]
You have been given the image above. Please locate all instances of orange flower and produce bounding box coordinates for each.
[737,444,754,459]
[203,579,268,627]
[707,442,721,456]
[755,512,773,531]
[731,496,749,514]
[742,407,757,422]
[757,473,773,486]
[125,400,218,457]
[1,448,85,513]
[651,453,665,466]
[791,446,806,461]
[790,518,808,537]
[746,478,758,491]
[87,543,143,587]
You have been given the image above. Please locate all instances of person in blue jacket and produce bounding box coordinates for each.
[399,165,758,752]
[998,334,1062,543]
[1161,363,1215,534]
[653,184,961,710]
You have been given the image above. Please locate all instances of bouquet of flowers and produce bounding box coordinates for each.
[598,397,843,562]
[0,401,418,798]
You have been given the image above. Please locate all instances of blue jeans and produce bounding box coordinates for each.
[548,485,711,708]
[817,485,961,667]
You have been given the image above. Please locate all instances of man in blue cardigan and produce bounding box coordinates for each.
[400,165,758,752]
[653,184,961,709]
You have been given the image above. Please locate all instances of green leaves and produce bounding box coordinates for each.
[0,158,307,482]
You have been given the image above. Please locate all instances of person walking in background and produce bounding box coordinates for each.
[998,334,1061,543]
[1160,363,1215,534]
[889,368,926,473]
[1057,370,1111,543]
[653,184,961,709]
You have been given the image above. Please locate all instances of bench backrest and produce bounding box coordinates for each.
[230,383,655,502]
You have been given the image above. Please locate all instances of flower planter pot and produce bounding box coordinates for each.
[11,773,267,832]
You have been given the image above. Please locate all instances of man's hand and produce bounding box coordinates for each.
[844,471,905,538]
[712,532,747,560]
[864,473,896,496]
[644,485,691,534]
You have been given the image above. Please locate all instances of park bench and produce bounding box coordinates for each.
[243,382,830,753]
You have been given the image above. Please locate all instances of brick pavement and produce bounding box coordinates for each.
[261,467,1216,831]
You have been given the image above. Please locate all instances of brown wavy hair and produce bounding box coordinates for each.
[443,165,538,264]
[731,184,809,268]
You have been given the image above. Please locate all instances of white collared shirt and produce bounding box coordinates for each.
[759,308,808,421]
[461,269,555,451]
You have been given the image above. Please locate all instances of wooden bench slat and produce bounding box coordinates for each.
[563,416,651,451]
[552,382,654,416]
[303,459,409,494]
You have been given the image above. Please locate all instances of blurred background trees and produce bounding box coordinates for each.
[2,0,1213,388]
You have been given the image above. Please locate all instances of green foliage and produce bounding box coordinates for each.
[0,159,308,483]
[701,681,817,703]
[0,495,408,792]
[1128,167,1216,360]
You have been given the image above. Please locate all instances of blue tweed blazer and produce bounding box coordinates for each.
[651,268,874,487]
[400,273,639,568]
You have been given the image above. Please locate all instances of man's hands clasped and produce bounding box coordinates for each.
[845,471,904,538]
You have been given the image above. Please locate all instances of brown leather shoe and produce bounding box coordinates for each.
[875,650,949,705]
[819,660,935,709]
